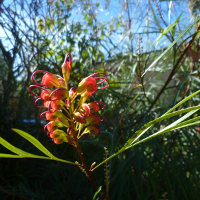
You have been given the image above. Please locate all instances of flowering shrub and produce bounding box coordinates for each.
[29,54,109,146]
[1,54,200,200]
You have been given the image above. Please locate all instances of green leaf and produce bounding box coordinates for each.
[164,89,200,114]
[125,114,200,151]
[12,128,56,158]
[0,132,77,165]
[155,12,183,46]
[175,116,200,128]
[0,153,24,158]
[142,16,200,76]
[92,186,102,200]
[125,89,200,147]
[0,137,37,157]
[124,105,200,147]
[92,90,200,171]
[0,152,48,159]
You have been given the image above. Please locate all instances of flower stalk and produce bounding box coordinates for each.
[29,53,108,197]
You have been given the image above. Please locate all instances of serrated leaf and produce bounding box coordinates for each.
[12,128,56,158]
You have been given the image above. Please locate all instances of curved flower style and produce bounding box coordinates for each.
[29,54,109,146]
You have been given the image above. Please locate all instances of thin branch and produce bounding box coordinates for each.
[148,23,200,112]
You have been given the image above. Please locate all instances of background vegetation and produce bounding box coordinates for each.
[0,0,200,199]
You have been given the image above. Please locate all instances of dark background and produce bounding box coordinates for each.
[0,0,200,199]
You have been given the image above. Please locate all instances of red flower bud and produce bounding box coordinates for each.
[68,127,74,136]
[40,89,52,100]
[50,129,68,144]
[46,122,56,132]
[49,88,68,101]
[58,77,65,87]
[41,111,69,124]
[42,73,61,87]
[44,101,50,108]
[53,138,65,144]
[76,76,97,97]
[45,111,59,121]
[46,120,64,132]
[62,61,71,83]
[50,100,64,111]
[74,112,86,123]
[86,115,100,125]
[69,87,75,98]
[88,102,99,113]
[65,99,69,107]
[81,103,91,116]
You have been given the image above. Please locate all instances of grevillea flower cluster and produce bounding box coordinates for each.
[29,54,108,146]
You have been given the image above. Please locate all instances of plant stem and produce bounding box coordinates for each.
[75,142,104,200]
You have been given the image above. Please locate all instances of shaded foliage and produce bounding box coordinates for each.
[0,0,200,199]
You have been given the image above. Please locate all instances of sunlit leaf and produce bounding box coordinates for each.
[12,128,56,158]
[142,16,200,76]
[92,90,200,171]
[0,137,36,157]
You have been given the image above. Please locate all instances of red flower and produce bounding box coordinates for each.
[29,53,108,145]
[42,73,61,87]
[77,76,98,97]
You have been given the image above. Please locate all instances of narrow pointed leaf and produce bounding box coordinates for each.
[1,135,77,165]
[0,153,24,158]
[126,120,200,151]
[92,186,102,200]
[155,12,183,46]
[0,153,49,159]
[0,137,37,156]
[12,128,56,158]
[164,89,200,114]
[142,16,200,76]
[124,105,200,147]
[92,91,200,170]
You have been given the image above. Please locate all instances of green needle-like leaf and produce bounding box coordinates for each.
[142,16,200,76]
[92,90,200,171]
[92,186,102,200]
[124,105,200,147]
[12,128,56,158]
[0,136,77,165]
[155,12,183,46]
[0,153,24,158]
[0,137,37,157]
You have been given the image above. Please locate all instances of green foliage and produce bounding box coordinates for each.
[143,16,200,76]
[92,186,102,200]
[1,0,200,199]
[0,129,76,165]
[1,89,200,173]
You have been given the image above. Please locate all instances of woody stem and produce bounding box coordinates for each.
[75,142,103,200]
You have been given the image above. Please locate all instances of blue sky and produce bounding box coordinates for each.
[0,0,194,54]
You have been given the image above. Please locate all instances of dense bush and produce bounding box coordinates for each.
[0,0,200,199]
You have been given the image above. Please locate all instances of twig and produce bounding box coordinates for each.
[148,23,200,112]
[75,143,104,200]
